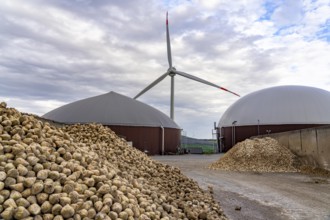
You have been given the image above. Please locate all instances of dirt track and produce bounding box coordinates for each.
[152,154,330,220]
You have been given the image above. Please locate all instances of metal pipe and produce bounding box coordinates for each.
[161,126,165,155]
[233,124,236,145]
[219,126,222,153]
[231,124,234,146]
[232,121,237,147]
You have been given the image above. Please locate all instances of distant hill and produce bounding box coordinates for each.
[181,136,217,154]
[181,135,216,145]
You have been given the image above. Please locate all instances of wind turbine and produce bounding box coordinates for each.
[134,12,239,120]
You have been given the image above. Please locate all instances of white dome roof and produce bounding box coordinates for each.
[219,85,330,127]
[43,91,180,129]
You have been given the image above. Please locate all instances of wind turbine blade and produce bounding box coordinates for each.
[166,12,172,68]
[175,70,240,97]
[134,72,168,99]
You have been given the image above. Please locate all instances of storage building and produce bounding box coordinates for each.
[43,91,181,155]
[218,85,330,151]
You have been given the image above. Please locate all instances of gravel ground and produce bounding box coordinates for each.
[152,154,330,220]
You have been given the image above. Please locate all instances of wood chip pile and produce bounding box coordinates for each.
[0,102,226,220]
[209,137,299,172]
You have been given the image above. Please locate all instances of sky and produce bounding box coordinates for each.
[0,0,330,139]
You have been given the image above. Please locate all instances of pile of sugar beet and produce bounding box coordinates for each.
[0,102,226,220]
[209,137,330,176]
[209,137,299,172]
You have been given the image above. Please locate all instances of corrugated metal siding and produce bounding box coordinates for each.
[108,125,181,155]
[220,124,325,152]
[164,128,182,154]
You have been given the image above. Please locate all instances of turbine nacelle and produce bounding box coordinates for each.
[167,67,176,76]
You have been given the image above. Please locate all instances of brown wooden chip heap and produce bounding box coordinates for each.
[209,137,299,172]
[0,102,226,220]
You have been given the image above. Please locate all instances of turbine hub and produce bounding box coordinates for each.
[168,67,176,76]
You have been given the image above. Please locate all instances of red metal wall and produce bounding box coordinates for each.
[219,124,325,152]
[108,125,181,155]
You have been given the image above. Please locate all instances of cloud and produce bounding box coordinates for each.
[271,0,304,27]
[0,0,329,138]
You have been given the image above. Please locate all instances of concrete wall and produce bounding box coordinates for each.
[257,125,330,171]
[219,124,322,152]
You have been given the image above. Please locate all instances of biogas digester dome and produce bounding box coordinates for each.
[43,91,181,155]
[218,85,330,151]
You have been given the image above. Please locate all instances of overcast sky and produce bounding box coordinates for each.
[1,0,330,139]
